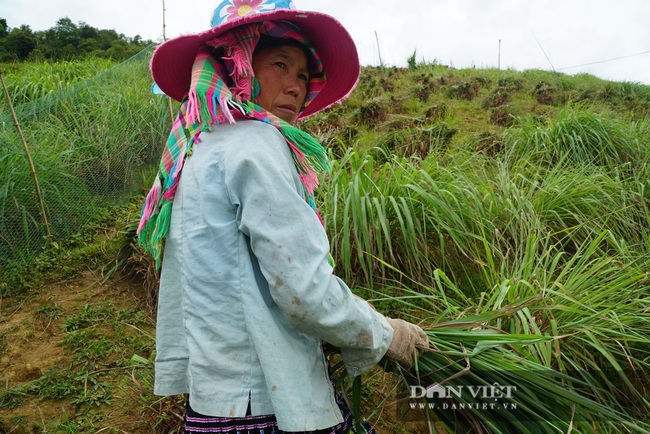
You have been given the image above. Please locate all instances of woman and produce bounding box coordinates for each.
[137,1,428,433]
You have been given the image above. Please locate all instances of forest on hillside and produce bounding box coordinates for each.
[0,17,153,62]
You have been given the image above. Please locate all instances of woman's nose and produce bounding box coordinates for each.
[284,75,301,96]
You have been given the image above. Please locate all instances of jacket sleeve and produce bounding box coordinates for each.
[223,122,393,376]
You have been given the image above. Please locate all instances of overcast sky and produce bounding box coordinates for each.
[2,0,649,85]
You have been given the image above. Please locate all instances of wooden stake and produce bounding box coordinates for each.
[498,39,502,70]
[375,30,384,68]
[162,0,175,123]
[0,71,52,245]
[162,0,168,41]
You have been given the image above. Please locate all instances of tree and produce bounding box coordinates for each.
[3,25,37,61]
[0,18,9,38]
[53,17,80,47]
[79,22,99,40]
[48,17,80,59]
[79,38,99,53]
[105,39,128,60]
[96,29,120,50]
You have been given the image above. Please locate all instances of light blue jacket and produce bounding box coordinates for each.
[153,120,393,431]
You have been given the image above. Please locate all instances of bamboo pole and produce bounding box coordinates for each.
[374,30,384,68]
[0,71,52,245]
[162,0,175,123]
[162,0,168,41]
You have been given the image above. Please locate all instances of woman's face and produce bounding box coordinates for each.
[252,44,309,123]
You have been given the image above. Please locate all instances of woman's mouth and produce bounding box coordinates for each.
[276,104,297,114]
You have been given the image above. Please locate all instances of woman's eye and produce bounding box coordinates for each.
[299,74,309,82]
[274,62,286,69]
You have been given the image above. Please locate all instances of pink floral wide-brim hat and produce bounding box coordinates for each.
[150,0,360,119]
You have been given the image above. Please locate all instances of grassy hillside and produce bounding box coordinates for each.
[1,54,649,433]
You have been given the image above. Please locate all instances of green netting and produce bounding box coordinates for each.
[0,45,172,280]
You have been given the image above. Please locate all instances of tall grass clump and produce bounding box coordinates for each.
[322,146,498,289]
[509,106,645,169]
[321,148,437,286]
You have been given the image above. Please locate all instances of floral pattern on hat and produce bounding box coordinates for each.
[226,0,268,18]
[212,0,297,27]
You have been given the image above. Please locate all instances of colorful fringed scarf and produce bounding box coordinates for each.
[138,21,328,268]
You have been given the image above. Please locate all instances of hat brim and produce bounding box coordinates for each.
[150,9,359,119]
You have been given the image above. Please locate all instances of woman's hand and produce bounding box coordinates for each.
[384,318,428,369]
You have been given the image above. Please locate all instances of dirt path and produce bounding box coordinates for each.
[0,271,156,433]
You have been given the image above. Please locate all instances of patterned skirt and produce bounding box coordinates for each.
[183,376,377,434]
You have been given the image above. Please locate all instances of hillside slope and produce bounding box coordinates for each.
[1,62,649,433]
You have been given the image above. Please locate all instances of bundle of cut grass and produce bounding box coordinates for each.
[389,306,650,434]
